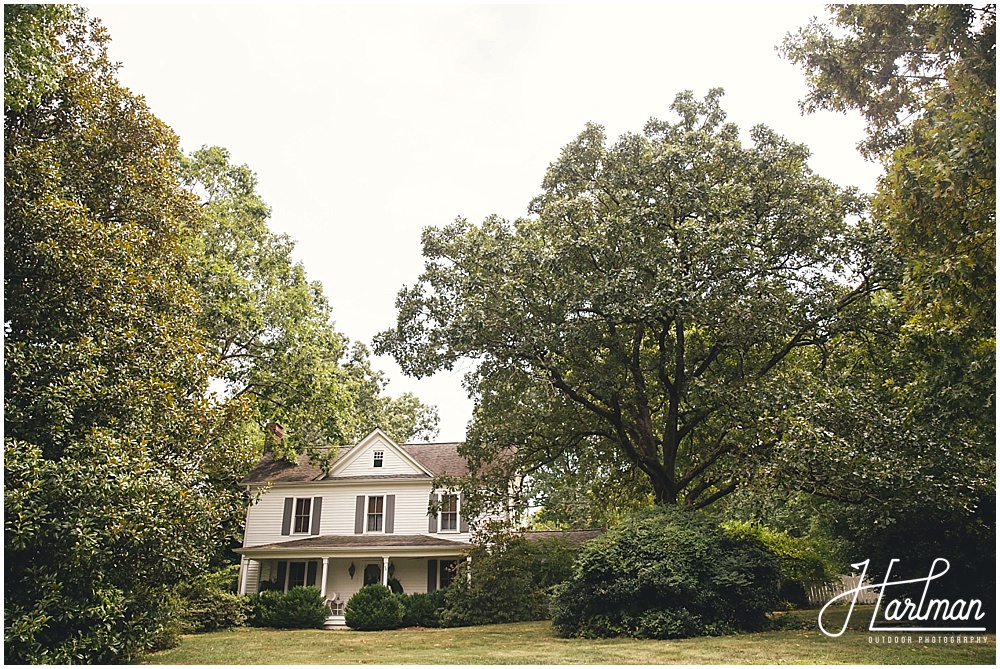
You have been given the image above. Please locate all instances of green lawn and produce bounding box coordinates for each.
[142,607,996,665]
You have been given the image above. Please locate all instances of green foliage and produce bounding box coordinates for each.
[3,4,72,111]
[529,454,654,530]
[781,4,994,480]
[175,566,250,634]
[344,584,405,631]
[780,5,995,156]
[3,8,244,663]
[396,590,446,628]
[722,522,839,583]
[181,146,439,467]
[440,532,579,627]
[4,6,438,662]
[781,5,995,608]
[831,490,996,629]
[551,507,781,639]
[722,521,840,608]
[248,587,327,629]
[376,89,888,512]
[247,590,283,627]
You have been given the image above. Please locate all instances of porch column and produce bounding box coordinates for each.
[382,556,389,586]
[466,555,472,584]
[238,556,249,595]
[320,557,329,598]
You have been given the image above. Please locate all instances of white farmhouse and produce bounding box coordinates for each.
[236,428,473,627]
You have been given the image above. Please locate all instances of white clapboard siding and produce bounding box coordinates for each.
[244,560,261,595]
[243,480,470,547]
[334,437,424,477]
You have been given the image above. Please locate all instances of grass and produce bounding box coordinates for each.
[143,607,996,665]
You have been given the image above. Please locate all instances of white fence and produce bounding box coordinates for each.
[806,574,879,606]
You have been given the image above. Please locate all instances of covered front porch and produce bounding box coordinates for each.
[236,535,470,628]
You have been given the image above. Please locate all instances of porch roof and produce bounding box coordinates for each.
[238,534,470,554]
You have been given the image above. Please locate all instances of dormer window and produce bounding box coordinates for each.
[373,450,384,468]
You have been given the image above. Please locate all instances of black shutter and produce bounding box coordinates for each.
[427,559,438,593]
[306,561,318,587]
[354,495,365,534]
[385,495,396,534]
[281,497,294,536]
[428,493,438,533]
[459,493,469,532]
[276,561,287,591]
[311,496,323,535]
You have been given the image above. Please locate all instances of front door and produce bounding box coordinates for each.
[363,562,381,586]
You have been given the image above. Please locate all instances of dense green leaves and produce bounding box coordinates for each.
[377,90,889,510]
[4,8,436,662]
[3,8,239,661]
[4,4,73,112]
[182,146,439,464]
[439,532,579,627]
[782,6,995,437]
[248,587,328,629]
[550,507,781,639]
[780,5,996,156]
[779,3,995,588]
[345,584,405,631]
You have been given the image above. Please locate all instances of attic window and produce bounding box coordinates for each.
[373,450,384,468]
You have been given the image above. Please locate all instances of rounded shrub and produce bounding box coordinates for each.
[248,590,283,627]
[248,587,327,629]
[397,590,446,627]
[345,584,405,631]
[551,506,781,639]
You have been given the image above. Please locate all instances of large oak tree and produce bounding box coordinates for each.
[376,90,892,511]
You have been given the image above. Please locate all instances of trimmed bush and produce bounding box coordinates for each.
[440,533,579,627]
[248,587,327,629]
[551,507,781,639]
[397,590,446,627]
[175,566,249,633]
[248,590,282,627]
[345,584,405,631]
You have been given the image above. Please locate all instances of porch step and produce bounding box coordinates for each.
[323,615,347,630]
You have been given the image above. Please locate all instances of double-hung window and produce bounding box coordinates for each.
[287,561,307,589]
[367,495,384,532]
[293,498,312,534]
[373,450,384,467]
[440,494,458,531]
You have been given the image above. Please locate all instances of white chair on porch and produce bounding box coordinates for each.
[326,593,345,616]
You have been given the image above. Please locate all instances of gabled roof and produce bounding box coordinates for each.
[399,442,468,477]
[239,439,467,486]
[327,428,432,478]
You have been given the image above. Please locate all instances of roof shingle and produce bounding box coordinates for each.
[239,441,468,485]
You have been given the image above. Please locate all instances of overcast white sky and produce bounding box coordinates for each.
[88,3,883,442]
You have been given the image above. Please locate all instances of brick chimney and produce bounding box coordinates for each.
[266,422,285,445]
